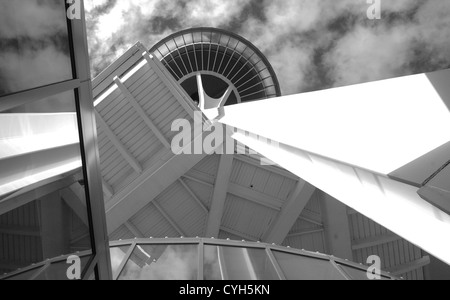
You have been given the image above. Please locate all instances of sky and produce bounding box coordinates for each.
[85,0,450,96]
[0,1,449,98]
[0,0,72,98]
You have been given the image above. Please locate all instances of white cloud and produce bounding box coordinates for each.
[0,46,73,93]
[84,0,450,95]
[0,0,66,39]
[325,24,414,87]
[413,0,450,65]
[0,0,72,96]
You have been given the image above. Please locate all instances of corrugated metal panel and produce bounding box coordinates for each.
[182,156,220,188]
[193,154,220,178]
[182,178,213,210]
[277,177,297,202]
[231,159,297,210]
[231,159,257,187]
[185,169,215,186]
[100,100,155,166]
[283,232,326,254]
[160,107,190,142]
[263,173,287,200]
[218,230,247,242]
[155,181,206,237]
[110,224,134,241]
[0,201,43,274]
[298,191,323,226]
[349,212,427,280]
[246,167,270,194]
[123,63,156,93]
[130,203,179,238]
[127,65,190,143]
[96,118,135,190]
[222,194,278,241]
[279,191,326,253]
[68,208,89,246]
[289,218,322,234]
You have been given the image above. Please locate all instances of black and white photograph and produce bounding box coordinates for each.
[0,0,449,283]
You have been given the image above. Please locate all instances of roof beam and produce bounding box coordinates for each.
[263,180,316,244]
[153,202,186,237]
[106,132,216,234]
[0,260,32,272]
[228,182,282,211]
[352,233,402,250]
[388,256,431,276]
[140,48,197,119]
[0,172,78,216]
[299,216,324,227]
[321,193,354,261]
[95,111,142,174]
[71,233,90,245]
[0,225,40,237]
[39,191,72,260]
[234,155,298,180]
[182,175,214,188]
[114,76,171,149]
[124,221,145,238]
[205,155,234,238]
[61,185,89,226]
[220,226,257,242]
[286,228,324,239]
[178,178,209,214]
[102,179,114,199]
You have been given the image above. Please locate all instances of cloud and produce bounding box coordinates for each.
[120,245,198,280]
[0,0,72,99]
[85,0,450,95]
[0,0,67,39]
[324,23,414,87]
[0,46,72,94]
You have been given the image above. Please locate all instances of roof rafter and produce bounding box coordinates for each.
[61,185,89,226]
[205,155,234,238]
[286,228,324,239]
[220,226,257,242]
[352,233,402,250]
[321,193,353,261]
[228,182,282,211]
[178,178,209,214]
[263,180,316,244]
[114,76,171,149]
[0,225,40,237]
[102,179,114,199]
[388,256,431,276]
[95,111,142,174]
[124,221,145,238]
[140,46,197,119]
[182,174,214,188]
[234,155,298,180]
[153,201,186,237]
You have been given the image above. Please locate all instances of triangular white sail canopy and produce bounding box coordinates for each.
[212,69,450,265]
